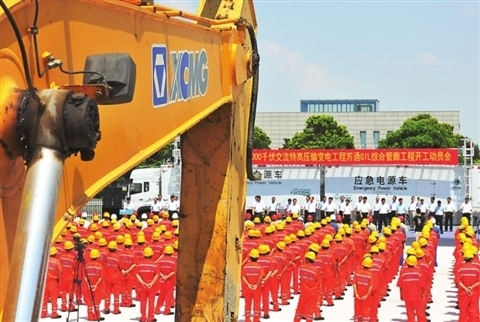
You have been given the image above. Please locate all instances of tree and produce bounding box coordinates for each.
[378,113,462,149]
[282,115,355,149]
[137,143,174,168]
[253,126,272,149]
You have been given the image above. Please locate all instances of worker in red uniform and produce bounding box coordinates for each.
[317,238,336,306]
[288,234,303,295]
[270,241,289,312]
[351,225,367,269]
[154,245,177,315]
[41,247,63,319]
[368,245,385,322]
[83,249,104,321]
[119,237,137,308]
[331,233,348,299]
[397,256,428,322]
[257,244,277,319]
[149,231,164,261]
[352,256,374,322]
[455,249,480,322]
[280,236,295,305]
[136,246,160,322]
[103,241,124,314]
[242,249,266,322]
[293,251,323,322]
[307,243,324,321]
[58,240,78,312]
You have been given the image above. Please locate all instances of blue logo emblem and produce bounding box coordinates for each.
[152,45,168,108]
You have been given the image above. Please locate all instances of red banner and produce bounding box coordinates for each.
[252,149,459,166]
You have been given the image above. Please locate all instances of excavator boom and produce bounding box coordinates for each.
[0,0,258,320]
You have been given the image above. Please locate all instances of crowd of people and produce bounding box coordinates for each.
[43,212,179,322]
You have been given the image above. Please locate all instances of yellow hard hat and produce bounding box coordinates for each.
[147,219,154,226]
[61,229,68,236]
[90,223,98,232]
[406,256,418,266]
[292,213,299,219]
[289,233,297,241]
[264,216,271,223]
[113,223,120,231]
[87,234,95,243]
[284,236,292,244]
[79,219,85,225]
[153,215,160,222]
[276,224,284,231]
[296,230,305,238]
[130,214,137,221]
[253,217,261,224]
[164,245,174,255]
[254,229,262,237]
[352,220,359,226]
[160,224,167,232]
[162,212,169,218]
[406,247,416,256]
[354,225,361,232]
[363,253,373,260]
[64,241,74,250]
[136,222,143,228]
[172,219,179,227]
[378,236,386,243]
[124,233,131,239]
[464,238,473,245]
[98,238,107,246]
[116,235,125,244]
[471,245,479,254]
[362,257,373,268]
[326,217,332,223]
[370,245,379,253]
[462,243,471,253]
[94,231,103,240]
[67,223,72,229]
[334,234,343,242]
[360,222,367,228]
[246,221,254,229]
[111,219,117,224]
[418,237,427,247]
[70,226,78,233]
[103,212,110,218]
[305,251,316,261]
[325,234,333,241]
[108,241,118,250]
[164,231,172,239]
[258,244,271,255]
[93,215,100,222]
[321,239,330,248]
[368,235,377,244]
[382,227,391,236]
[173,240,178,250]
[304,229,312,236]
[320,219,327,226]
[174,228,180,235]
[276,241,286,251]
[265,226,272,234]
[143,247,154,257]
[411,241,420,249]
[126,222,133,229]
[137,235,146,243]
[124,238,133,246]
[249,249,259,259]
[152,232,161,241]
[421,231,430,239]
[247,229,255,237]
[464,249,475,259]
[286,217,293,223]
[372,231,379,237]
[50,247,58,256]
[378,242,386,251]
[309,243,320,253]
[55,236,63,243]
[415,248,425,258]
[458,233,467,241]
[89,248,100,259]
[345,227,352,235]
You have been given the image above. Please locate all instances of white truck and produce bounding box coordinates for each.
[127,165,175,215]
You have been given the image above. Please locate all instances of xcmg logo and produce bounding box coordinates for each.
[152,44,209,108]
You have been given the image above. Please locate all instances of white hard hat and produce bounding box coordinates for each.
[330,214,336,220]
[141,213,148,219]
[298,217,304,221]
[111,214,117,220]
[172,213,179,219]
[81,212,88,218]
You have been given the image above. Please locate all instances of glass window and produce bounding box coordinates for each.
[129,183,142,195]
[373,131,380,147]
[333,104,337,112]
[360,131,367,147]
[144,182,150,192]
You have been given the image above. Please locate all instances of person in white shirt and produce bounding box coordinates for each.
[428,197,437,217]
[268,197,278,216]
[338,195,346,216]
[418,198,428,218]
[285,198,293,213]
[324,197,337,221]
[167,195,180,220]
[389,196,398,222]
[434,200,445,234]
[290,198,301,216]
[360,197,371,220]
[307,196,318,221]
[319,196,327,219]
[373,195,381,229]
[460,197,473,225]
[342,199,353,224]
[443,197,456,232]
[302,196,311,218]
[150,197,162,216]
[408,195,417,231]
[378,198,390,231]
[252,195,266,222]
[124,197,135,211]
[355,196,363,222]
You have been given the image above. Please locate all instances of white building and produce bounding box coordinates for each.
[256,110,460,149]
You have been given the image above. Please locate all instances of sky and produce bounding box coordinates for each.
[158,0,479,143]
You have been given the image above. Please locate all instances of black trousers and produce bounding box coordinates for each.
[342,214,351,224]
[355,211,362,222]
[444,212,453,232]
[434,215,444,233]
[325,212,334,221]
[373,211,380,227]
[388,211,397,223]
[253,212,264,222]
[378,213,389,231]
[361,212,368,220]
[462,213,472,225]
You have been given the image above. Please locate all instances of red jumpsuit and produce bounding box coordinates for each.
[317,249,336,306]
[311,256,324,319]
[352,267,374,322]
[257,254,277,317]
[58,250,77,311]
[280,247,294,304]
[369,255,386,321]
[294,262,322,322]
[330,241,348,298]
[289,241,303,294]
[397,266,427,322]
[242,261,266,322]
[351,233,367,269]
[454,261,480,322]
[41,256,63,318]
[270,250,289,311]
[136,257,161,322]
[83,260,104,321]
[155,254,177,315]
[103,251,124,313]
[119,247,137,307]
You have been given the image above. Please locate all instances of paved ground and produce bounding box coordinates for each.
[41,230,460,321]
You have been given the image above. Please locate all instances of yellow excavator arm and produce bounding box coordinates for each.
[0,0,259,320]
